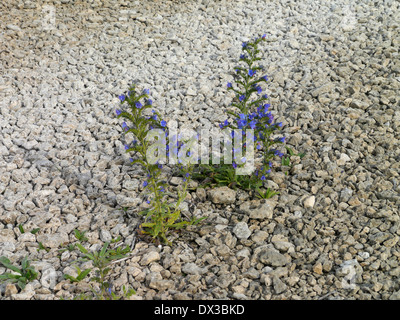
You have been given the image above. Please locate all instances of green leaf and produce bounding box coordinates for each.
[76,243,88,254]
[37,242,50,252]
[30,228,40,235]
[63,274,79,283]
[17,279,26,290]
[100,242,110,258]
[0,273,20,280]
[18,225,25,234]
[151,221,161,237]
[77,268,92,281]
[0,257,21,274]
[21,257,29,270]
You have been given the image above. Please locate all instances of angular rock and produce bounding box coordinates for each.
[239,199,275,219]
[181,262,208,275]
[232,222,252,240]
[207,186,236,204]
[140,251,160,266]
[303,196,315,209]
[36,232,69,248]
[259,248,289,267]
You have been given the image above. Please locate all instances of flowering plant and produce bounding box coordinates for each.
[194,34,287,195]
[115,85,203,244]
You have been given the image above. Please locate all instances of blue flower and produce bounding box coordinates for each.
[143,181,148,187]
[185,173,190,178]
[249,120,257,129]
[255,86,262,94]
[274,150,284,157]
[239,95,245,102]
[227,82,232,88]
[256,143,262,150]
[262,75,268,81]
[261,175,266,180]
[143,89,150,95]
[146,199,151,204]
[146,99,153,105]
[116,109,122,116]
[152,114,158,120]
[242,42,247,48]
[118,95,126,102]
[135,102,142,109]
[238,119,247,129]
[262,34,266,40]
[276,137,285,143]
[160,120,167,127]
[248,69,256,77]
[240,54,246,60]
[124,144,129,150]
[232,162,237,168]
[159,186,165,192]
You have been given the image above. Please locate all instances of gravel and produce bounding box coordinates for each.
[1,0,400,300]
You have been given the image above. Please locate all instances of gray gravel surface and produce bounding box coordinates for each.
[1,0,400,300]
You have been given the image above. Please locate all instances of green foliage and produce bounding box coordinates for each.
[0,256,38,290]
[194,34,288,193]
[63,234,135,300]
[255,187,279,199]
[116,85,202,244]
[73,229,88,242]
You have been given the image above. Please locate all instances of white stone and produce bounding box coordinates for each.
[303,196,316,209]
[233,222,252,239]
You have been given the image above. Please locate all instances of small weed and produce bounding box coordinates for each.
[0,256,38,290]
